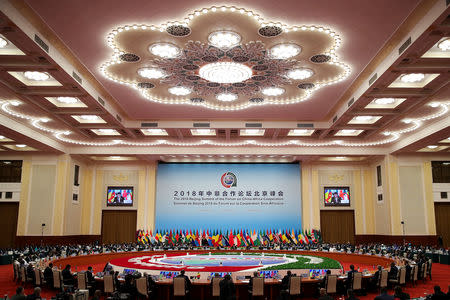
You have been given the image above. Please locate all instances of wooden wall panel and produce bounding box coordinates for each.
[101,210,137,244]
[320,210,355,244]
[0,202,19,248]
[435,202,450,247]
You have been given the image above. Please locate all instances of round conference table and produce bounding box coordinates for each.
[53,249,392,300]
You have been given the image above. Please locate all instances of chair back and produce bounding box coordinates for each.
[212,277,221,297]
[427,259,432,275]
[103,275,114,293]
[34,269,41,285]
[77,272,87,290]
[136,277,148,296]
[399,267,406,285]
[20,267,26,283]
[326,275,337,294]
[352,272,362,290]
[252,277,264,297]
[173,277,186,296]
[289,276,301,295]
[53,270,61,289]
[422,263,427,279]
[413,265,418,281]
[380,270,388,288]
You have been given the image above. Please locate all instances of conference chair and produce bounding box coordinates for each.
[379,270,388,290]
[249,277,264,299]
[427,259,432,280]
[53,270,62,290]
[421,263,427,282]
[136,277,149,298]
[173,277,187,298]
[326,275,337,295]
[411,265,419,286]
[103,274,115,294]
[77,272,87,290]
[211,277,221,297]
[289,276,301,298]
[352,272,362,292]
[34,268,42,286]
[13,261,19,281]
[19,266,26,284]
[389,267,406,286]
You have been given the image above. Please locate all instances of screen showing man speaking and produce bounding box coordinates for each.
[155,163,301,231]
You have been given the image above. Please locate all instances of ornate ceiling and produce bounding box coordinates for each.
[0,0,447,163]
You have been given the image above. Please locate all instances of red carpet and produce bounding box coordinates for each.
[1,262,449,299]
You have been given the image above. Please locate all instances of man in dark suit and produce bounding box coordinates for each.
[430,286,448,300]
[281,270,292,291]
[394,286,410,300]
[86,266,94,284]
[61,264,74,285]
[219,274,235,300]
[374,287,395,300]
[388,262,398,280]
[43,263,53,287]
[26,287,41,300]
[371,265,382,290]
[404,261,412,282]
[346,265,357,289]
[11,286,26,300]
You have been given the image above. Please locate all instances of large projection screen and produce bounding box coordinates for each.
[155,163,301,231]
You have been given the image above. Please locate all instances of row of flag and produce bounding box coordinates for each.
[136,228,322,247]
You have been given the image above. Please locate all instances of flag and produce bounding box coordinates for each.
[229,230,234,247]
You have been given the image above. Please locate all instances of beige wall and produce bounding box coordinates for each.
[4,153,442,237]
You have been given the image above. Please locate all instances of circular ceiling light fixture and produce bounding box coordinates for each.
[24,71,50,81]
[437,38,450,51]
[261,87,285,96]
[374,98,395,105]
[427,145,438,149]
[400,73,425,83]
[168,86,191,96]
[0,37,8,48]
[15,144,27,148]
[208,31,241,49]
[137,67,166,79]
[199,62,252,84]
[149,43,180,58]
[216,92,238,102]
[287,68,314,80]
[56,97,78,104]
[80,115,100,121]
[270,43,301,59]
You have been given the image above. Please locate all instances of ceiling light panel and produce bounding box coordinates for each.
[72,115,106,124]
[141,129,168,136]
[365,98,406,109]
[0,34,25,55]
[240,129,265,136]
[91,129,121,136]
[190,129,216,136]
[45,97,87,108]
[335,129,364,136]
[388,73,439,88]
[8,71,62,86]
[287,129,314,136]
[208,31,241,49]
[149,43,180,58]
[422,37,450,58]
[270,43,301,59]
[199,62,252,84]
[348,115,382,124]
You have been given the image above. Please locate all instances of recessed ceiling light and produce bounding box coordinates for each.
[15,144,26,148]
[149,43,180,58]
[341,129,356,134]
[400,73,425,83]
[24,71,50,81]
[97,129,116,134]
[270,43,301,59]
[427,145,438,149]
[191,129,215,136]
[437,38,450,51]
[137,67,166,79]
[0,135,5,139]
[288,129,314,136]
[216,92,238,102]
[208,31,241,49]
[262,87,285,96]
[287,68,314,80]
[429,102,440,108]
[168,86,191,96]
[199,62,252,84]
[335,156,346,159]
[355,116,373,121]
[374,98,396,105]
[110,156,121,159]
[0,37,8,48]
[80,115,100,120]
[141,129,168,136]
[56,97,78,104]
[240,129,265,136]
